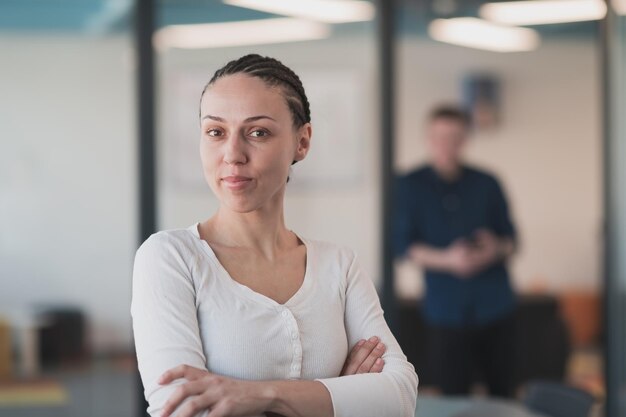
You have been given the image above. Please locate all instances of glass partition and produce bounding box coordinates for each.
[393,0,605,407]
[0,1,138,416]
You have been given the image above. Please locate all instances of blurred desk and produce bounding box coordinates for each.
[0,378,68,417]
[416,395,548,417]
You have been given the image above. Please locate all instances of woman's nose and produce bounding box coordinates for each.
[223,134,247,165]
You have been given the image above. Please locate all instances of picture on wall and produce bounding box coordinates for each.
[462,74,501,130]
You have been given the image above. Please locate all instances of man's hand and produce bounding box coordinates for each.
[340,336,386,376]
[445,239,481,278]
[471,229,503,268]
[408,230,515,279]
[449,229,511,279]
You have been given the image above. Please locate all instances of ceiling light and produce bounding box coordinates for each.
[153,18,331,50]
[480,0,607,25]
[223,0,375,23]
[428,17,540,52]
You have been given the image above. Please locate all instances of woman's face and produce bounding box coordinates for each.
[199,73,311,213]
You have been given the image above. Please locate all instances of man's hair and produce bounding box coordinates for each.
[428,105,470,127]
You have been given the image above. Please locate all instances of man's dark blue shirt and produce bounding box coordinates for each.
[393,164,517,327]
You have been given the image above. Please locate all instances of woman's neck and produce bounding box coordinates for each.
[203,204,295,262]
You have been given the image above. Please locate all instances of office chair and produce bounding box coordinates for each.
[523,380,595,417]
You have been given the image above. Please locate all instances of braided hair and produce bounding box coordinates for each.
[199,55,311,166]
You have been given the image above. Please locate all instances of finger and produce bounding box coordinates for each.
[176,394,213,417]
[343,339,377,375]
[159,364,191,384]
[343,336,379,375]
[356,342,386,374]
[347,339,366,360]
[161,379,210,417]
[370,358,385,373]
[159,364,206,385]
[340,339,366,375]
[206,400,231,417]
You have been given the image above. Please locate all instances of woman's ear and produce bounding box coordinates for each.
[293,123,312,163]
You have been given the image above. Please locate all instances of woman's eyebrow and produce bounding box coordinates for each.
[201,115,277,122]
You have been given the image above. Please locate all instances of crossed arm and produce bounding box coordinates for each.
[131,236,417,417]
[156,336,387,417]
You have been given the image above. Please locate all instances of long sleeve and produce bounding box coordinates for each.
[392,176,420,259]
[130,233,209,417]
[490,177,517,241]
[314,250,419,417]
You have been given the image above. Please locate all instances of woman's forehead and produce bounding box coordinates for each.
[201,74,288,119]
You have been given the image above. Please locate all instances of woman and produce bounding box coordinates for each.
[131,54,418,417]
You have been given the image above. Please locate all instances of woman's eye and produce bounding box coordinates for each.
[249,129,269,138]
[206,129,222,137]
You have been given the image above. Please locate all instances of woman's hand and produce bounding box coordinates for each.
[340,336,386,376]
[158,364,273,417]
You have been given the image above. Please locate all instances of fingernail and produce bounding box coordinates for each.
[368,336,378,342]
[376,343,384,350]
[357,340,365,346]
[375,358,382,364]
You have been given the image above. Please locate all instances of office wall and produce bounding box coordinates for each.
[0,35,137,354]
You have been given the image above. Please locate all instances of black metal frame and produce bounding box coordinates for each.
[135,0,156,415]
[137,0,157,244]
[601,2,621,416]
[377,0,399,333]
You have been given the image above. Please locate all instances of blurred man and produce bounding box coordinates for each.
[393,105,518,397]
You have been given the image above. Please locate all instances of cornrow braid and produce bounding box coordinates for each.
[199,54,311,132]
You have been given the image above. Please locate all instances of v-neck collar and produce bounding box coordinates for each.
[187,222,313,310]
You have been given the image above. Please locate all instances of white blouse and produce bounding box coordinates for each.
[131,222,418,417]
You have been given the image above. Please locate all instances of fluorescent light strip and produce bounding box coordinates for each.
[428,17,540,52]
[223,0,375,23]
[480,0,607,25]
[153,18,331,50]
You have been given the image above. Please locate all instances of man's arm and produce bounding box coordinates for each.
[407,243,452,272]
[469,230,516,273]
[407,233,516,279]
[408,240,477,278]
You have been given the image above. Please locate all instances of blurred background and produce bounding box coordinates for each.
[0,0,625,416]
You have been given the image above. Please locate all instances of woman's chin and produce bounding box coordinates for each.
[217,185,284,214]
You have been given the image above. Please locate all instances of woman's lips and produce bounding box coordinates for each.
[222,176,252,190]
